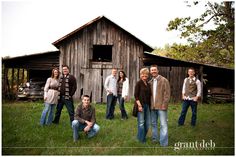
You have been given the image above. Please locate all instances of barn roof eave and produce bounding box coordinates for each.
[144,52,234,70]
[52,16,153,52]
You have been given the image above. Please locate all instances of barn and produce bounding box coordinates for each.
[2,16,234,103]
[52,16,153,103]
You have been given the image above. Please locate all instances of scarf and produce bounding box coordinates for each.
[58,75,70,100]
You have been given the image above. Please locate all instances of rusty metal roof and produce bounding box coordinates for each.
[144,52,234,70]
[52,16,153,52]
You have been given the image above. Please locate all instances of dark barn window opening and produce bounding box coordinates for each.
[92,45,112,62]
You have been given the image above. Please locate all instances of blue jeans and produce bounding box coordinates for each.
[72,120,100,141]
[53,96,74,124]
[137,104,150,143]
[151,109,168,146]
[106,94,117,119]
[117,94,128,119]
[178,100,198,126]
[40,103,56,125]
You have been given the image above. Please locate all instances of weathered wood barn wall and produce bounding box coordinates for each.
[143,52,234,102]
[2,51,60,98]
[2,16,234,103]
[53,16,153,102]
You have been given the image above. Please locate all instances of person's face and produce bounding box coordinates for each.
[112,69,117,76]
[82,97,90,107]
[54,70,59,77]
[188,69,195,78]
[119,72,124,78]
[140,73,148,81]
[62,67,69,75]
[150,67,158,77]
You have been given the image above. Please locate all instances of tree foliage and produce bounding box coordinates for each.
[163,1,234,68]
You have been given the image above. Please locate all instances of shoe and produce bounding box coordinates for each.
[121,117,128,120]
[152,140,158,144]
[52,121,59,124]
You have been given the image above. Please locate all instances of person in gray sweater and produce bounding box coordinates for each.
[40,68,60,126]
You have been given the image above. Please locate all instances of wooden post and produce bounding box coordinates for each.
[3,66,8,99]
[6,68,10,99]
[22,69,25,84]
[199,66,204,104]
[11,68,14,91]
[17,68,20,91]
[27,69,29,82]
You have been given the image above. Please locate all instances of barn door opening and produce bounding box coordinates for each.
[92,45,112,62]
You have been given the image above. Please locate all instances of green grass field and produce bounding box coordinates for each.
[2,100,234,155]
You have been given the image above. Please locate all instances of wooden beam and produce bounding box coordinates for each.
[17,69,20,91]
[199,66,204,104]
[11,68,14,91]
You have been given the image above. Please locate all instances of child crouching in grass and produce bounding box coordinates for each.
[72,95,100,142]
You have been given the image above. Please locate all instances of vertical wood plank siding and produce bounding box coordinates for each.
[157,66,189,102]
[59,19,143,102]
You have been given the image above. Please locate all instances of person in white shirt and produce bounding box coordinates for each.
[104,68,117,120]
[117,71,129,120]
[178,67,201,126]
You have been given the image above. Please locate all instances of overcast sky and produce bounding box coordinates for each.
[1,0,208,57]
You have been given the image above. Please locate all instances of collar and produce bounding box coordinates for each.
[111,75,116,79]
[151,75,160,82]
[82,104,91,110]
[188,77,196,81]
[61,74,69,78]
[140,79,147,84]
[154,75,160,80]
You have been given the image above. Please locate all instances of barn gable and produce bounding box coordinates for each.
[52,16,153,102]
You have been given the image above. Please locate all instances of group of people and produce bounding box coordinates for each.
[40,65,77,126]
[39,64,201,146]
[39,65,99,141]
[133,65,201,145]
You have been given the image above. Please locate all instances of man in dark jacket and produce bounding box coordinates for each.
[72,95,100,142]
[52,65,77,124]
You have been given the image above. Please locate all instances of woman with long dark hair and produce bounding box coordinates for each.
[117,71,129,120]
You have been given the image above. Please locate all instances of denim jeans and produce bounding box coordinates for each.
[151,109,168,146]
[72,120,100,141]
[137,104,150,143]
[178,100,198,126]
[40,103,56,125]
[106,94,117,119]
[117,94,128,119]
[53,96,74,124]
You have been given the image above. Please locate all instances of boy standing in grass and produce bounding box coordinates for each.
[72,95,100,142]
[178,67,201,127]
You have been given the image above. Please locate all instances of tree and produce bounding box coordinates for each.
[166,1,234,68]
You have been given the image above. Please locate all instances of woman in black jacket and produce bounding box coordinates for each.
[134,68,151,143]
